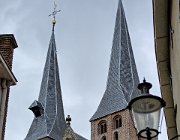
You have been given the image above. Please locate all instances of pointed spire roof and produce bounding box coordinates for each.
[25,27,66,140]
[90,0,140,121]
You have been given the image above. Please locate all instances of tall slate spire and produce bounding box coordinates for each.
[25,26,66,140]
[90,0,140,121]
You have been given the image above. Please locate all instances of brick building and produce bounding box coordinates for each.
[0,34,18,140]
[90,0,143,140]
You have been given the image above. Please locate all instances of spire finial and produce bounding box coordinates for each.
[66,115,71,126]
[49,1,61,30]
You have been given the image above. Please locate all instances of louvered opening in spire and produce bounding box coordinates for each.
[90,0,140,121]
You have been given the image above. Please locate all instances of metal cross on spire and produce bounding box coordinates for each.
[49,1,61,30]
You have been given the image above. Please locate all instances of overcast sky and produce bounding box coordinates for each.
[0,0,168,139]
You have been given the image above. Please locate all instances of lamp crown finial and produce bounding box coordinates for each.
[143,77,146,83]
[138,78,152,94]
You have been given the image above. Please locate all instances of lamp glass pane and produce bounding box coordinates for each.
[131,97,161,138]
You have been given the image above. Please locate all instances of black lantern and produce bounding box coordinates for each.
[128,79,166,140]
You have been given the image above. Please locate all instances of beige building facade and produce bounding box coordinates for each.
[153,0,180,139]
[0,34,17,140]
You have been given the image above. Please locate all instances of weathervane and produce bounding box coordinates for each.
[49,1,61,29]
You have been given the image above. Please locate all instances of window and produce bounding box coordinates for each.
[98,121,107,134]
[175,104,177,120]
[66,138,74,140]
[179,0,180,19]
[114,132,118,140]
[113,115,122,129]
[102,136,106,140]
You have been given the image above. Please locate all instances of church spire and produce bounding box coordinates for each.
[25,10,66,140]
[25,3,87,140]
[90,0,140,121]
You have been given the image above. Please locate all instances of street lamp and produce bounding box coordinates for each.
[128,79,166,140]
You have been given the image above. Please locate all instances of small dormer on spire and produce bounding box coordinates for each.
[49,1,61,31]
[29,100,44,117]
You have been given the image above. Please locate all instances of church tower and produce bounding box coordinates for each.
[90,0,140,140]
[25,8,87,140]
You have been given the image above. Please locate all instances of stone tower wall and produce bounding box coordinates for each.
[91,109,139,140]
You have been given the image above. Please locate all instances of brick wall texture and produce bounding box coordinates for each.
[0,35,17,69]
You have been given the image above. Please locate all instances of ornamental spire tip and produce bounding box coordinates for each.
[49,1,61,31]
